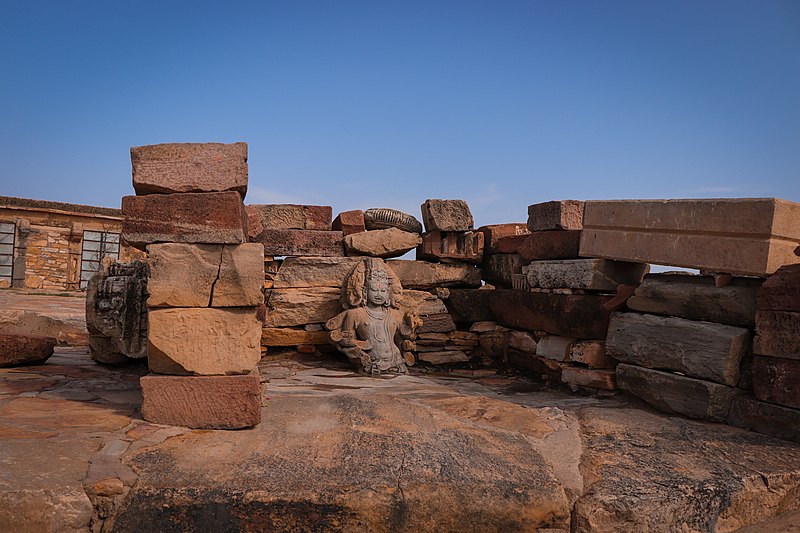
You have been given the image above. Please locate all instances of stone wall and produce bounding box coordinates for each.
[0,196,143,291]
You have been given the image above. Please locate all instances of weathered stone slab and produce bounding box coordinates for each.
[493,235,530,254]
[0,333,55,367]
[627,274,760,327]
[758,264,800,312]
[131,142,248,197]
[402,290,449,315]
[445,289,495,323]
[489,290,612,339]
[265,287,341,327]
[478,224,529,254]
[528,200,584,231]
[580,198,800,276]
[606,313,750,386]
[754,310,800,359]
[386,260,482,289]
[617,364,740,422]
[250,204,332,231]
[537,336,573,361]
[417,350,469,364]
[245,206,263,240]
[344,228,421,258]
[272,257,362,288]
[417,231,483,264]
[261,327,331,347]
[147,243,263,308]
[363,208,422,234]
[122,192,247,249]
[482,254,525,286]
[507,330,537,354]
[140,372,262,429]
[752,355,800,409]
[728,396,800,443]
[254,229,344,257]
[561,367,616,390]
[421,199,474,232]
[570,341,615,369]
[524,259,647,291]
[332,210,366,236]
[148,308,262,375]
[417,313,457,333]
[517,231,582,261]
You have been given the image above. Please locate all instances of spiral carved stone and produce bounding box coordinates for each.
[364,208,423,234]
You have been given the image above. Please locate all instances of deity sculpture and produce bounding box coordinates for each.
[326,258,420,375]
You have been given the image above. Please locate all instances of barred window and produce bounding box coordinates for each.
[0,222,14,286]
[80,230,120,289]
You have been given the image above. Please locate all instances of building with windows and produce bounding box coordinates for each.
[0,196,143,291]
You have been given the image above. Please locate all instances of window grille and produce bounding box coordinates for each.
[79,230,120,289]
[0,222,14,286]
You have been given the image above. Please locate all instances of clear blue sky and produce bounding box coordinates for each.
[2,1,798,228]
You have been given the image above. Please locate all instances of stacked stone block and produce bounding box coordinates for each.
[729,264,800,442]
[122,142,263,430]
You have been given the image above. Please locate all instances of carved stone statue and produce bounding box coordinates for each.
[326,258,420,375]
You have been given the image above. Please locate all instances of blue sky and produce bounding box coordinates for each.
[1,1,798,228]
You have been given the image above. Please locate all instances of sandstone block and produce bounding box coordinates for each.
[147,308,262,375]
[140,372,262,429]
[122,192,247,249]
[402,290,449,315]
[445,289,495,323]
[478,224,529,254]
[417,231,483,264]
[417,350,469,364]
[752,355,800,409]
[754,310,800,359]
[0,334,55,367]
[482,254,525,286]
[493,235,530,254]
[570,341,615,369]
[261,328,331,347]
[417,313,457,334]
[580,198,800,276]
[489,289,612,339]
[251,204,332,230]
[265,287,341,327]
[517,231,582,261]
[758,264,800,312]
[728,396,800,443]
[344,228,422,258]
[254,229,344,257]
[469,321,498,333]
[332,210,366,236]
[386,260,482,289]
[536,336,573,361]
[245,206,263,240]
[527,200,584,231]
[272,257,362,288]
[147,243,264,308]
[363,208,422,234]
[606,313,750,386]
[616,364,740,422]
[131,142,248,197]
[524,259,647,291]
[507,330,537,354]
[627,274,760,328]
[561,367,616,390]
[420,199,474,232]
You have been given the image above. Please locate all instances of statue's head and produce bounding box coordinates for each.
[342,258,402,309]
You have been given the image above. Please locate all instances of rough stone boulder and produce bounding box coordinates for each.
[344,228,422,258]
[0,333,56,367]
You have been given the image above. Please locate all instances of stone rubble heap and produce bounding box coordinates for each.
[122,143,264,429]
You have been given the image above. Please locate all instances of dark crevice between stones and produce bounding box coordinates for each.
[208,245,225,307]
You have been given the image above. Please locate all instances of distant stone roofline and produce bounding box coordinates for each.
[0,195,122,219]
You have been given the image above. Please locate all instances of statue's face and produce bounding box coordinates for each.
[367,279,389,306]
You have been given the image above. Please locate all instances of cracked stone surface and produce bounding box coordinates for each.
[1,346,799,532]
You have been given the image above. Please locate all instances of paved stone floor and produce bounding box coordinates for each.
[1,346,800,532]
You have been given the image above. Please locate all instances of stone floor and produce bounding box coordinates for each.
[1,345,800,532]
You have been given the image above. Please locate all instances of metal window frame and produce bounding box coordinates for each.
[0,222,15,285]
[79,230,121,289]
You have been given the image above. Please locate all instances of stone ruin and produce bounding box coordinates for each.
[60,140,800,443]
